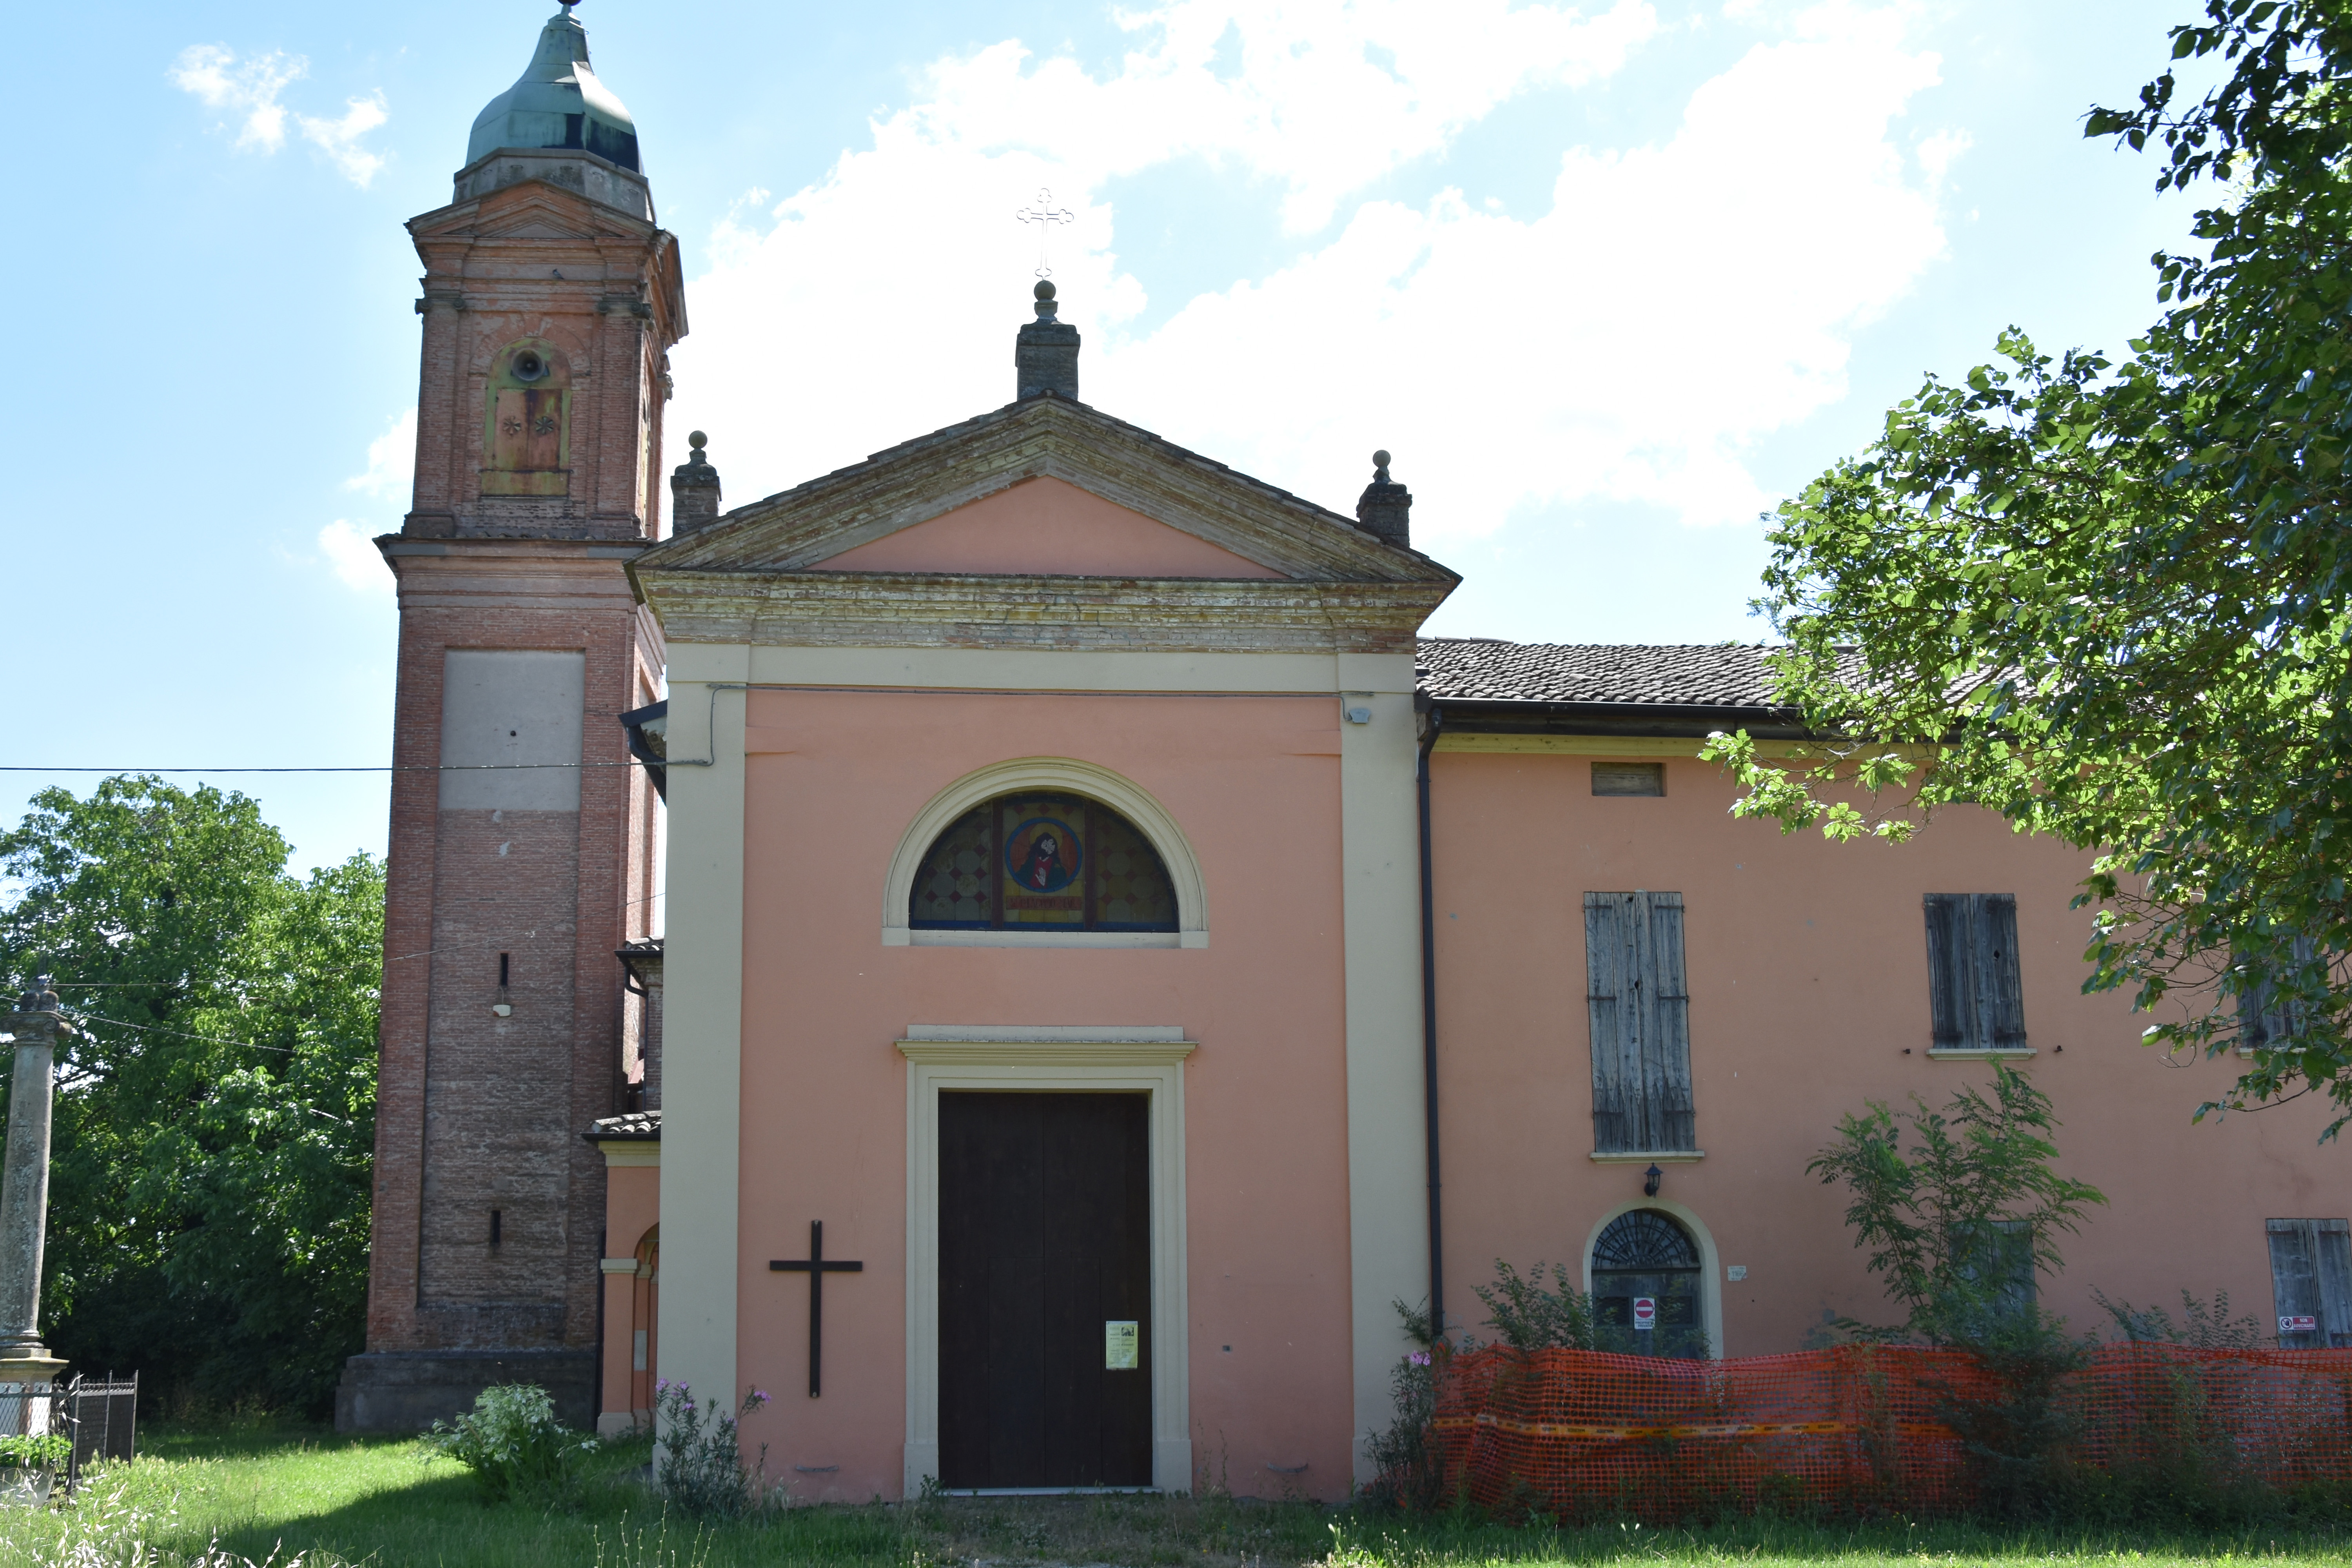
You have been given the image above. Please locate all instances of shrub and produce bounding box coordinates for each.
[653,1379,770,1518]
[0,1433,71,1470]
[2092,1287,2263,1349]
[420,1383,595,1506]
[1472,1260,1599,1352]
[1807,1062,2106,1348]
[1363,1299,1445,1510]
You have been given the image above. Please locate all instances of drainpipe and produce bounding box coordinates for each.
[1417,704,1445,1342]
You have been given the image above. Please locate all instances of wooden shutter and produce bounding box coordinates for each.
[1924,895,1968,1048]
[2267,1218,2352,1346]
[1924,894,2026,1051]
[1976,895,2027,1050]
[2239,936,2317,1050]
[1586,894,1639,1154]
[1586,891,1695,1153]
[1644,893,1697,1152]
[2271,1218,2327,1347]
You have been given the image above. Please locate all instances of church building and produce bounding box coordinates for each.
[340,5,2352,1499]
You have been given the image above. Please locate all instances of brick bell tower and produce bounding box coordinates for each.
[336,0,685,1431]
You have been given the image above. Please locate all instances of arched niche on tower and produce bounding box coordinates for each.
[881,757,1208,949]
[481,337,574,496]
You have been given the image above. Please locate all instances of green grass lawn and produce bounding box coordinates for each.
[3,1426,2352,1567]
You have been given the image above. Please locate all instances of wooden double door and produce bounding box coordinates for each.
[939,1092,1152,1488]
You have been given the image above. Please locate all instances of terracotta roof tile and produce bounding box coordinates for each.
[1416,639,1803,710]
[587,1109,659,1140]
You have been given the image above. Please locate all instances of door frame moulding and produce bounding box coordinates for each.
[1579,1198,1725,1361]
[898,1031,1196,1496]
[880,757,1210,949]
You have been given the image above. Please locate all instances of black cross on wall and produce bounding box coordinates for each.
[769,1220,864,1397]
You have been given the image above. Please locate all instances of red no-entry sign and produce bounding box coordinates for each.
[1633,1296,1657,1330]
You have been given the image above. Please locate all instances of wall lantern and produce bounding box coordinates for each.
[1642,1163,1663,1198]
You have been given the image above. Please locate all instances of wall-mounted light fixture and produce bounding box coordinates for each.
[1643,1163,1663,1198]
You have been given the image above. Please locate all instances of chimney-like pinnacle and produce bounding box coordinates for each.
[1356,448,1412,548]
[1016,280,1081,402]
[670,430,722,535]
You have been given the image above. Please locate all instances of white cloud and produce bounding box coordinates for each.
[1916,127,1971,184]
[346,408,417,500]
[317,522,390,594]
[671,0,1954,543]
[170,44,388,186]
[300,94,391,188]
[170,44,306,151]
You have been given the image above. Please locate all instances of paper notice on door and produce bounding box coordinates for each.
[1105,1320,1140,1369]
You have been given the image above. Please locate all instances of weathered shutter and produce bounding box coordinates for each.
[2269,1218,2337,1347]
[2320,1219,2352,1348]
[1924,894,2026,1051]
[2238,958,2278,1051]
[1976,895,2028,1051]
[2239,936,2317,1050]
[1585,894,1636,1153]
[1643,893,1697,1152]
[1923,895,1968,1049]
[1992,1219,2036,1318]
[1587,891,1695,1153]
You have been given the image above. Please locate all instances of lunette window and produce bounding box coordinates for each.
[908,792,1178,934]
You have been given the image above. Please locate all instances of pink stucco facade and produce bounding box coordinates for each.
[603,359,2347,1504]
[1428,749,2339,1357]
[725,687,1357,1495]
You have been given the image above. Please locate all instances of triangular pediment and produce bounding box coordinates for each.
[409,178,657,247]
[806,476,1284,579]
[637,396,1456,586]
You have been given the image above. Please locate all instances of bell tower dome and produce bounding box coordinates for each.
[339,2,681,1432]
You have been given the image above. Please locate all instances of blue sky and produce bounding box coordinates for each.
[4,0,2208,873]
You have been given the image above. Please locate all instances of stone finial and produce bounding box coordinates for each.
[1016,280,1081,402]
[670,430,722,535]
[1356,448,1413,548]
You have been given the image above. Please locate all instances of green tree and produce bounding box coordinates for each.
[1706,1,2352,1135]
[1809,1063,2107,1346]
[0,776,382,1412]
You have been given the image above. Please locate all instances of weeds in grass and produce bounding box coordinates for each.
[652,1381,769,1519]
[420,1383,597,1507]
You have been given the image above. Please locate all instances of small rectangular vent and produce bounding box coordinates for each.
[1592,762,1665,797]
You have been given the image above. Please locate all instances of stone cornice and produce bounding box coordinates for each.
[637,397,1459,588]
[381,535,651,614]
[632,567,1450,653]
[407,183,686,346]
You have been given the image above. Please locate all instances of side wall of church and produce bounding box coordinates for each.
[1426,746,2345,1356]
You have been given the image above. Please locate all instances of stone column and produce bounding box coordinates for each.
[0,978,70,1393]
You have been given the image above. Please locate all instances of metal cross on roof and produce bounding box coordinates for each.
[1013,188,1075,278]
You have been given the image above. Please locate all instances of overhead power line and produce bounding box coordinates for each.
[0,763,644,774]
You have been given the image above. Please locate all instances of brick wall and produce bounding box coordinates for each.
[368,570,664,1355]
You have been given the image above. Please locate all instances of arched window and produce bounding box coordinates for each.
[909,791,1178,934]
[1591,1209,1706,1359]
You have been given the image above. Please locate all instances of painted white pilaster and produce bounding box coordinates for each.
[655,648,748,1441]
[1335,652,1428,1486]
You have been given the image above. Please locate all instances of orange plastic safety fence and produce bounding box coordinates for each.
[1418,1343,2352,1519]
